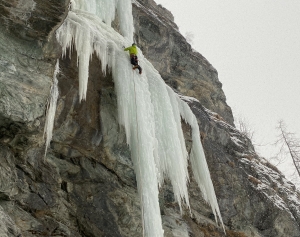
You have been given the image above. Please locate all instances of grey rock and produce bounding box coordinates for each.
[0,0,299,237]
[0,145,18,200]
[0,205,21,237]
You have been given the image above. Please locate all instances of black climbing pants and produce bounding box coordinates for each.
[130,55,142,74]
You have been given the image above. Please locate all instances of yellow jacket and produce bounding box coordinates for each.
[124,45,138,55]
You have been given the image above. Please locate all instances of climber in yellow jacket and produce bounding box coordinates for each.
[124,43,142,74]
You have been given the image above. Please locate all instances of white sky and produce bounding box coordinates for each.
[154,0,300,183]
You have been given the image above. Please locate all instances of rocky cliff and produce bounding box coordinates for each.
[0,0,299,237]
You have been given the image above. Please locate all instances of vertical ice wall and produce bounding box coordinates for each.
[144,59,191,212]
[52,0,225,235]
[114,60,164,236]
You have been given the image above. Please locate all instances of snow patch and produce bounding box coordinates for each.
[179,94,199,103]
[230,136,244,148]
[241,153,300,221]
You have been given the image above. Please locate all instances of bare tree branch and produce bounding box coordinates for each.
[235,116,255,140]
[275,120,300,178]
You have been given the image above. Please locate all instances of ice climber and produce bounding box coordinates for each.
[124,43,142,74]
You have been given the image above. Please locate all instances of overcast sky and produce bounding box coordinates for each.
[154,0,300,183]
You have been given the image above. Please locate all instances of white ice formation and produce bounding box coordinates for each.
[44,0,226,235]
[44,60,59,156]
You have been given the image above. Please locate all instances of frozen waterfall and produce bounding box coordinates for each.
[45,0,226,235]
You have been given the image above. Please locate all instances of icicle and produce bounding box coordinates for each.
[56,8,128,102]
[176,95,225,231]
[43,60,60,156]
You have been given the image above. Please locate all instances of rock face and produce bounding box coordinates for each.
[132,0,234,126]
[0,0,299,237]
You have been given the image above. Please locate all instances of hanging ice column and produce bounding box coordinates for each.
[44,60,60,156]
[54,0,225,235]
